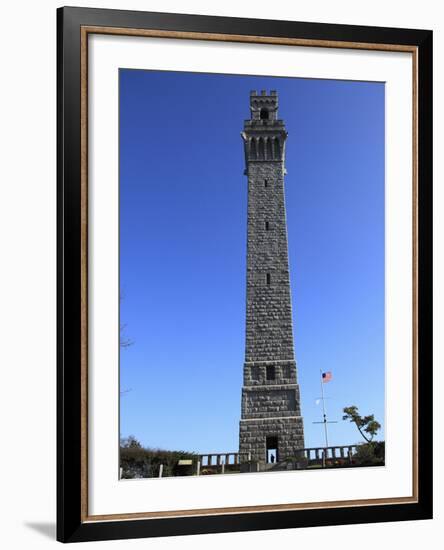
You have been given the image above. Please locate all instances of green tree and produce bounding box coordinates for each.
[342,405,381,443]
[120,435,142,448]
[353,441,385,466]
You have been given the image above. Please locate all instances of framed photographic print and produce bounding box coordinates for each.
[57,6,433,543]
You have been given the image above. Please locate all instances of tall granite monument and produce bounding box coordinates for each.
[239,90,304,465]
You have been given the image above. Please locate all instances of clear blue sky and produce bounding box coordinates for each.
[119,69,385,452]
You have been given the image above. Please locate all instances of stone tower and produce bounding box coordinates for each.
[239,90,304,465]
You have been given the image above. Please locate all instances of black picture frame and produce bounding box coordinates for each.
[57,6,433,543]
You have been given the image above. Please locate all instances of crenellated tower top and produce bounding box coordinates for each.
[249,89,279,121]
[241,90,287,168]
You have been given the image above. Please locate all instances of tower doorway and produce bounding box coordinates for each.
[266,436,279,463]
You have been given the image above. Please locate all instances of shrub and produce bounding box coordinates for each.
[120,445,197,478]
[353,441,385,466]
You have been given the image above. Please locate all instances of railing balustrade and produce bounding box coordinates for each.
[197,445,358,470]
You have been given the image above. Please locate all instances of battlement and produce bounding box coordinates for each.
[250,90,277,96]
[249,90,279,122]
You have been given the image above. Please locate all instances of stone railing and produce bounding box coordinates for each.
[197,452,251,467]
[199,445,358,467]
[197,445,359,472]
[301,445,358,464]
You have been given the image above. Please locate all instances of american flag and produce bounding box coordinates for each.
[322,371,332,383]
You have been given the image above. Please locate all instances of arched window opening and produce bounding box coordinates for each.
[260,108,269,120]
[266,138,273,160]
[258,138,265,160]
[274,138,280,159]
[250,139,257,159]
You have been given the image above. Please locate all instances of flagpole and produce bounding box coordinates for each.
[319,369,329,448]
